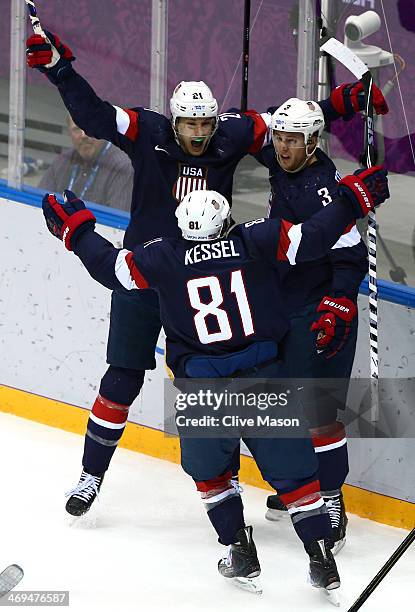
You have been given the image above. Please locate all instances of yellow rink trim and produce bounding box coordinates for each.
[1,384,414,531]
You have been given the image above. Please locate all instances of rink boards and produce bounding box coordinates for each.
[1,193,414,530]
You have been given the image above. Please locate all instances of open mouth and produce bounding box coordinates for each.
[191,139,205,150]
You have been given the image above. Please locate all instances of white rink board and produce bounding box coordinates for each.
[1,196,415,500]
[0,196,166,429]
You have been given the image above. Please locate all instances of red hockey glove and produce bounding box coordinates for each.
[338,166,389,218]
[310,296,358,359]
[330,82,389,117]
[26,31,75,82]
[42,190,95,251]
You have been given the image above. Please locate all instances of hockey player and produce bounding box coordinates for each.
[41,169,388,596]
[26,30,389,517]
[257,99,369,553]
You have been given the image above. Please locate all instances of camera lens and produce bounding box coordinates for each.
[345,22,361,42]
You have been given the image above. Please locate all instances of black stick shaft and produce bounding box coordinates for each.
[348,528,415,611]
[240,0,251,112]
[361,70,375,169]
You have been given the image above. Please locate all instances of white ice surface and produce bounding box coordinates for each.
[1,411,413,612]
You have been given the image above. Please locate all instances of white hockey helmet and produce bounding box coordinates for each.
[175,190,230,241]
[170,81,218,142]
[271,98,325,172]
[271,98,324,139]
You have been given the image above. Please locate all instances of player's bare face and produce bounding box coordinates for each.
[272,131,307,172]
[176,118,215,156]
[68,120,104,162]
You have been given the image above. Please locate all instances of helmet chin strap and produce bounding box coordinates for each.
[276,141,317,174]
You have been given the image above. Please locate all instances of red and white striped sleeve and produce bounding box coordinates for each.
[113,106,139,141]
[331,223,362,249]
[114,249,149,290]
[332,169,362,249]
[277,219,303,265]
[244,110,271,153]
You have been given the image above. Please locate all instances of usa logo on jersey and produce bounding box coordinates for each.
[173,164,208,201]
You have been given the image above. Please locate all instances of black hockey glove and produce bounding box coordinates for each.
[338,166,389,219]
[26,31,75,84]
[42,190,95,251]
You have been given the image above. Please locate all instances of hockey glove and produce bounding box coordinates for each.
[42,190,95,251]
[330,82,389,118]
[26,31,75,83]
[310,296,358,359]
[338,166,389,219]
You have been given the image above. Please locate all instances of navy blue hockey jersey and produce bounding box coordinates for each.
[74,197,357,377]
[55,68,345,251]
[256,146,368,308]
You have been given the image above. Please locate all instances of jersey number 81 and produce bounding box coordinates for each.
[187,270,254,344]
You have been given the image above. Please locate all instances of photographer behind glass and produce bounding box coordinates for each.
[38,115,133,212]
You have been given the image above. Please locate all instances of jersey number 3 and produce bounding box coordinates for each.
[187,270,254,344]
[317,187,333,206]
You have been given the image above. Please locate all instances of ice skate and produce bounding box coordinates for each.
[265,493,288,521]
[65,469,104,517]
[307,539,340,607]
[218,526,262,594]
[324,491,348,555]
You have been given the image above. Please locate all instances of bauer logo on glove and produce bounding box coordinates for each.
[338,166,389,218]
[310,296,358,359]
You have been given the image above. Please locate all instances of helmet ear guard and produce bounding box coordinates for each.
[271,98,325,173]
[175,190,231,241]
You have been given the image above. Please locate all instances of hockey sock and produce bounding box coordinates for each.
[312,421,349,492]
[278,477,332,547]
[196,472,245,545]
[82,366,145,474]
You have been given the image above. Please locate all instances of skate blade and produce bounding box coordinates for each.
[324,586,341,607]
[231,575,263,595]
[332,538,346,556]
[265,508,289,522]
[0,564,24,597]
[65,502,100,528]
[308,575,341,607]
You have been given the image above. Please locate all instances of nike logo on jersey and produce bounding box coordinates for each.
[154,145,170,154]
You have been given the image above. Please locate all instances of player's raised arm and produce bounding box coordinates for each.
[276,166,389,265]
[26,32,139,152]
[41,191,152,292]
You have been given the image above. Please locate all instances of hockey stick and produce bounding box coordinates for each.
[360,71,379,423]
[0,564,24,599]
[240,0,251,112]
[320,37,379,421]
[24,0,46,36]
[347,527,415,611]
